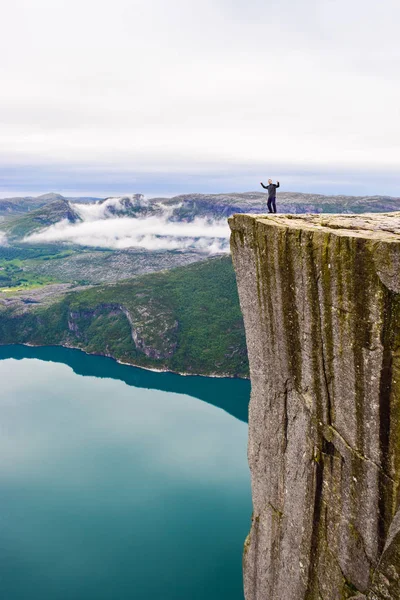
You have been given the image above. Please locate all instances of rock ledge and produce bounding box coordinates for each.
[229,213,400,600]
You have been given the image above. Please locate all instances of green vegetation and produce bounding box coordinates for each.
[0,245,103,286]
[0,256,249,378]
[0,196,250,376]
[0,193,66,219]
[0,257,57,290]
[0,244,73,261]
[0,198,80,240]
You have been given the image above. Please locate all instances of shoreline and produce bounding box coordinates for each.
[1,341,249,381]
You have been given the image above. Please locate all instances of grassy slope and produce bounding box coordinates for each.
[0,245,81,289]
[0,256,249,378]
[0,199,79,239]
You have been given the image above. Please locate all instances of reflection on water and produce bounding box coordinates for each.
[0,345,250,423]
[0,346,251,600]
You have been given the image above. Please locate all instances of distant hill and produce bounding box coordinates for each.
[0,193,102,219]
[0,193,66,218]
[0,198,81,240]
[2,190,400,222]
[3,189,400,378]
[157,191,400,218]
[2,190,400,250]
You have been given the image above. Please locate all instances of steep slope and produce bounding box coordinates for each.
[0,198,81,240]
[0,193,66,218]
[229,212,400,599]
[0,193,103,219]
[0,256,248,377]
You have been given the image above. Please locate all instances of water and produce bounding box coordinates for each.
[0,345,251,600]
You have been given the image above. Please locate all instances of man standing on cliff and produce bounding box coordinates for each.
[260,179,280,213]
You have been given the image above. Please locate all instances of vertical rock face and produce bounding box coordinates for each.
[229,213,400,600]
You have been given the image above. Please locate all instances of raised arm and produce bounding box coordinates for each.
[275,181,280,188]
[260,182,267,189]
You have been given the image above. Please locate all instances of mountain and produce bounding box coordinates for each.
[0,193,66,219]
[0,193,102,219]
[153,191,400,218]
[97,194,149,216]
[84,191,400,221]
[0,198,81,240]
[3,189,400,379]
[3,190,400,224]
[3,191,400,279]
[0,256,248,378]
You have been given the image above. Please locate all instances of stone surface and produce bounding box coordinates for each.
[368,508,400,599]
[229,213,400,600]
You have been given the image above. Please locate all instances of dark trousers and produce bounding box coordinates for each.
[267,196,277,213]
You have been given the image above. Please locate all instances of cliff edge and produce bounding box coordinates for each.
[229,213,400,600]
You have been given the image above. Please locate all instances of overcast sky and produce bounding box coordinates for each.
[2,0,400,197]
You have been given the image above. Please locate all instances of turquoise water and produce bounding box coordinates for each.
[0,346,251,600]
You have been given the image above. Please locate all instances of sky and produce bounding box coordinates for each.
[1,0,400,198]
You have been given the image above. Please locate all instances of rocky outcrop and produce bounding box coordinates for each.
[67,303,178,359]
[229,213,400,600]
[119,304,178,359]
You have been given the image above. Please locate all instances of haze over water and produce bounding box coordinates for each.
[0,346,251,600]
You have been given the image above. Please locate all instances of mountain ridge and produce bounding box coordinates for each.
[3,191,400,247]
[0,198,81,240]
[2,190,400,221]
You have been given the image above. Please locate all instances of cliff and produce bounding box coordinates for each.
[229,213,400,600]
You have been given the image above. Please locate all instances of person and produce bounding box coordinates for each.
[260,179,280,213]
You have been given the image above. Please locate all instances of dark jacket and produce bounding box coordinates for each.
[261,182,280,198]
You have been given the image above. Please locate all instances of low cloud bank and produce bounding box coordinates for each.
[0,232,8,246]
[25,197,230,253]
[73,196,145,221]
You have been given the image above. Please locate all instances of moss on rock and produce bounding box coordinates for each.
[229,213,400,600]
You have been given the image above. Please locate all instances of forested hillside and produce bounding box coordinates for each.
[0,256,248,377]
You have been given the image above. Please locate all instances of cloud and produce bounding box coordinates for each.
[1,0,400,190]
[24,198,230,253]
[73,197,143,221]
[0,232,8,246]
